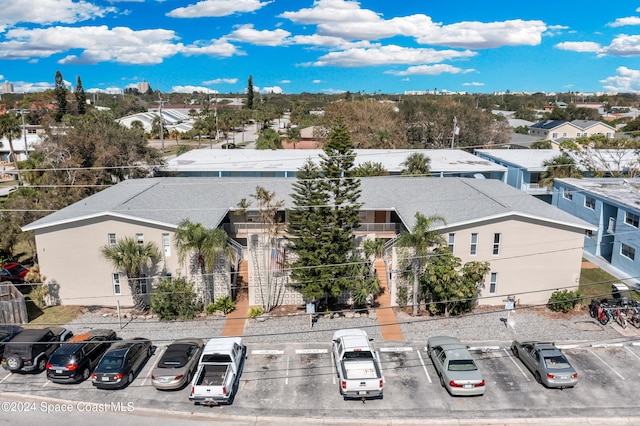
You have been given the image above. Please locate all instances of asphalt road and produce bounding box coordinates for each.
[1,340,640,424]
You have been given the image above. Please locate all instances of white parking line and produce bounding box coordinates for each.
[503,348,530,381]
[252,350,285,355]
[295,349,328,354]
[416,350,431,383]
[331,352,336,385]
[0,373,12,384]
[376,351,385,384]
[625,346,640,362]
[379,347,413,352]
[42,378,50,388]
[285,356,289,385]
[588,348,625,380]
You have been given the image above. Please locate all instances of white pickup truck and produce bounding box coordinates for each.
[332,329,383,400]
[188,337,246,406]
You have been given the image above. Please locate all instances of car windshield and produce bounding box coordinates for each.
[544,355,571,370]
[6,265,26,274]
[99,356,124,370]
[448,359,478,371]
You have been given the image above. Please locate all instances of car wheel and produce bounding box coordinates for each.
[534,371,542,384]
[147,347,152,358]
[82,367,90,381]
[127,371,134,385]
[6,356,22,372]
[439,374,445,388]
[37,357,47,372]
[187,370,193,385]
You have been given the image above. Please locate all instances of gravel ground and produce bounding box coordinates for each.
[63,305,629,346]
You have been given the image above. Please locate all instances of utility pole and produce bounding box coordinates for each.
[155,97,168,152]
[12,108,30,160]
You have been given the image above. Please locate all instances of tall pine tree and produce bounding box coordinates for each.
[287,117,362,306]
[54,70,68,122]
[245,75,254,110]
[75,76,87,115]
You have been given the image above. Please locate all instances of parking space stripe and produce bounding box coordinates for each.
[379,347,413,352]
[503,348,530,381]
[252,350,284,355]
[625,346,640,361]
[331,352,336,385]
[416,350,431,383]
[588,349,625,380]
[295,349,328,354]
[42,378,50,388]
[0,373,11,384]
[285,356,289,385]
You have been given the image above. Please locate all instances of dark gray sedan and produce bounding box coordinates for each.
[151,338,204,390]
[510,341,578,388]
[91,337,152,389]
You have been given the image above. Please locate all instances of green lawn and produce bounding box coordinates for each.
[25,298,83,328]
[579,265,640,302]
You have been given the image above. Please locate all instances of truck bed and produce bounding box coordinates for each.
[195,364,229,387]
[343,359,378,380]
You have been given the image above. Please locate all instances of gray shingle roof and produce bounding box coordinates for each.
[23,177,593,233]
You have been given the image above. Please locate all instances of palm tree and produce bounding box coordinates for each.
[101,237,160,311]
[174,219,234,305]
[396,212,446,316]
[401,152,431,176]
[539,153,582,188]
[0,112,23,185]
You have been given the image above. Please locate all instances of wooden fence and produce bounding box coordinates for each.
[0,282,28,324]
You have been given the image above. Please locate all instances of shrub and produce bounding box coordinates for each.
[150,277,200,320]
[29,284,49,309]
[205,296,236,315]
[396,286,409,309]
[548,289,584,313]
[248,306,263,318]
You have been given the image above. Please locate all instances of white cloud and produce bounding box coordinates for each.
[13,81,56,93]
[322,88,347,94]
[203,78,238,85]
[600,66,640,93]
[86,87,123,94]
[605,34,640,56]
[280,79,291,84]
[171,85,218,94]
[608,17,640,27]
[308,45,475,67]
[554,41,603,53]
[312,79,321,83]
[387,64,474,76]
[227,25,291,46]
[181,38,241,57]
[0,0,116,32]
[462,82,485,86]
[167,0,272,18]
[260,86,283,94]
[281,1,545,49]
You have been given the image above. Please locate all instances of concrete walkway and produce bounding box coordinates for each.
[221,260,249,337]
[374,258,404,341]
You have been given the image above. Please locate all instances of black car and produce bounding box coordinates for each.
[0,326,23,358]
[2,327,73,373]
[91,337,152,389]
[46,329,117,383]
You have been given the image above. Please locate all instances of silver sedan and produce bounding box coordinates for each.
[427,336,485,396]
[510,341,579,389]
[151,338,204,390]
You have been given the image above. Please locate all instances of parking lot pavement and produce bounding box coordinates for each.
[2,341,640,422]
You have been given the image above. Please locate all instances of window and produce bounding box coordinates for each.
[162,233,171,256]
[625,212,639,228]
[562,188,573,201]
[470,233,478,256]
[448,233,455,252]
[606,132,612,138]
[562,132,567,137]
[489,273,497,294]
[584,197,595,210]
[112,273,121,295]
[107,233,116,247]
[493,233,501,255]
[139,274,149,294]
[136,233,144,245]
[552,132,558,139]
[621,243,636,260]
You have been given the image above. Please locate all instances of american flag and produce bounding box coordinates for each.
[270,248,286,273]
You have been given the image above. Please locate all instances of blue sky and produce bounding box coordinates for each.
[1,0,640,95]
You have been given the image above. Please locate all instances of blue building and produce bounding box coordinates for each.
[552,178,640,281]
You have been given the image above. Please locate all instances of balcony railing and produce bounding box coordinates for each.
[521,182,551,194]
[224,222,400,235]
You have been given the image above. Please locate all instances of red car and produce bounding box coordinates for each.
[1,262,30,284]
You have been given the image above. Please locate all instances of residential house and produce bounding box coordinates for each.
[529,120,616,141]
[23,177,592,309]
[552,178,640,283]
[163,149,508,180]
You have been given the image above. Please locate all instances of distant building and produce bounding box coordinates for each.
[1,81,14,94]
[136,81,150,94]
[528,120,616,141]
